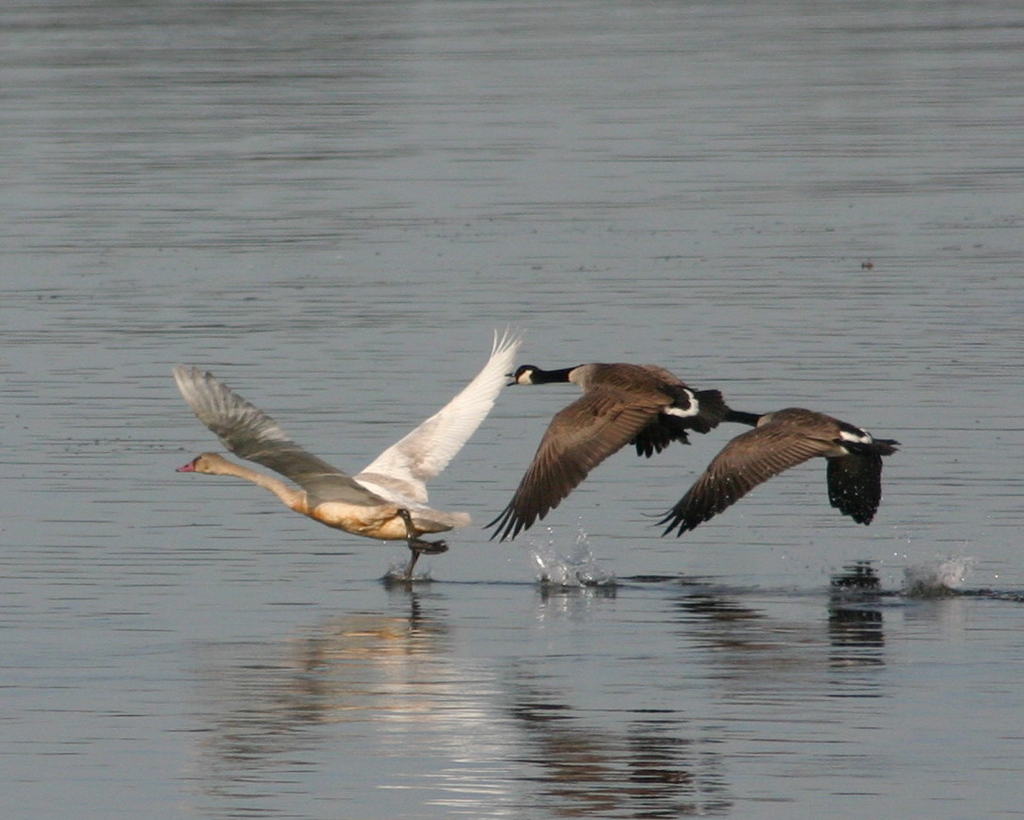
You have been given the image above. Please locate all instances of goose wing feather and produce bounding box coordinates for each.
[488,388,662,540]
[173,366,384,505]
[826,453,884,524]
[356,329,522,503]
[660,423,832,535]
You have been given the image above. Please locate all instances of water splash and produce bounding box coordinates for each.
[903,556,976,598]
[382,556,433,584]
[527,523,616,588]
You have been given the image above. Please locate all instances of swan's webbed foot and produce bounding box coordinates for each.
[397,509,448,580]
[412,538,449,555]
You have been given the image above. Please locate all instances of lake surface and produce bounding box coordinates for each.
[3,0,1024,817]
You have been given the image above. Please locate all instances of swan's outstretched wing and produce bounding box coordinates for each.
[356,329,523,503]
[173,366,384,505]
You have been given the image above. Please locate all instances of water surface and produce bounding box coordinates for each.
[3,0,1024,817]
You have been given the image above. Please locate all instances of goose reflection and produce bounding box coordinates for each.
[672,579,886,700]
[828,561,886,669]
[504,674,731,817]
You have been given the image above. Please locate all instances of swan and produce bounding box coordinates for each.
[487,362,732,540]
[174,330,522,579]
[659,407,899,535]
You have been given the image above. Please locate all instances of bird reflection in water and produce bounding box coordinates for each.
[829,561,886,670]
[505,675,732,817]
[188,595,469,815]
[672,574,887,700]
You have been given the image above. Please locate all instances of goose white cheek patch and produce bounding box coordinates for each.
[838,427,873,445]
[664,390,699,418]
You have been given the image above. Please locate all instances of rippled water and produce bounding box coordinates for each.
[4,0,1024,817]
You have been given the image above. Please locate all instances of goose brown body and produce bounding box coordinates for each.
[659,407,899,535]
[488,362,730,541]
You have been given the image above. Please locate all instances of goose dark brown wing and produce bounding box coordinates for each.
[826,453,884,524]
[660,423,832,536]
[488,389,662,540]
[173,366,384,505]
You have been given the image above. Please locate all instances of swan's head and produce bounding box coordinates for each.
[177,452,232,474]
[508,364,539,385]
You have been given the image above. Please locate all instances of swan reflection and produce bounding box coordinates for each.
[189,595,518,816]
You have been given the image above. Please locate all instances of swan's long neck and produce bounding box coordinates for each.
[208,457,308,514]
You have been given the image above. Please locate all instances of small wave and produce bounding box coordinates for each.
[903,556,976,598]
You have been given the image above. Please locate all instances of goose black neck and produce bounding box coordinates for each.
[530,366,578,384]
[723,409,763,426]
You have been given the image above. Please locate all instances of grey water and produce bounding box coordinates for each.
[3,0,1024,817]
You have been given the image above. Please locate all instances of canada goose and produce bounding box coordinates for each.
[174,330,522,579]
[659,407,899,535]
[487,362,730,541]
